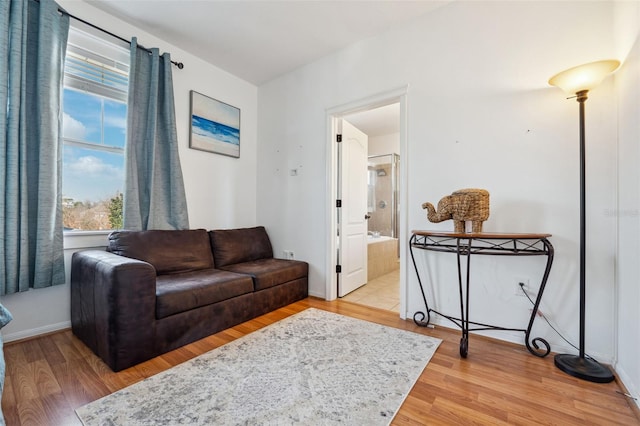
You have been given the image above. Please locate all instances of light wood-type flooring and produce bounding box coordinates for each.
[2,298,639,425]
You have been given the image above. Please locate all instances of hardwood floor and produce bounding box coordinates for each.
[2,298,638,425]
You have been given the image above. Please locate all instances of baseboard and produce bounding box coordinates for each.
[613,363,640,414]
[308,289,325,298]
[2,321,71,343]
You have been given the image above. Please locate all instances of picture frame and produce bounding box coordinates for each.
[189,90,240,158]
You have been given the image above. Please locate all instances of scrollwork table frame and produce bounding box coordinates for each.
[409,230,554,358]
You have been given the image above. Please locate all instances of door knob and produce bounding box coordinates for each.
[365,214,371,220]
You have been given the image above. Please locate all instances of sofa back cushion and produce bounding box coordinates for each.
[209,226,273,267]
[108,229,214,275]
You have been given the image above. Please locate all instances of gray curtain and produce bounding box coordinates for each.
[0,0,69,295]
[124,38,189,230]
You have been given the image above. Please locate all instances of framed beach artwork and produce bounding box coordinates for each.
[189,91,240,158]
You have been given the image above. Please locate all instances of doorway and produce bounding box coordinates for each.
[325,87,408,318]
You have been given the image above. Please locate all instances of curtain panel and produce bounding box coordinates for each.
[0,0,69,295]
[123,38,189,230]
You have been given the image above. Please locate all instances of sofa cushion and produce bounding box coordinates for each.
[108,229,214,275]
[219,258,308,291]
[209,226,274,268]
[155,269,254,319]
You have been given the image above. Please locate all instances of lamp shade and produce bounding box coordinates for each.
[548,60,620,94]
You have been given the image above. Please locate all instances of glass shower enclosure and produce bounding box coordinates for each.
[367,153,399,239]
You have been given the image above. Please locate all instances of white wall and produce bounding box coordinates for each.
[0,0,258,341]
[368,133,399,157]
[2,0,637,400]
[258,0,620,364]
[614,0,640,407]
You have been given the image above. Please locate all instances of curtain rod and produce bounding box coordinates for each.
[58,7,185,69]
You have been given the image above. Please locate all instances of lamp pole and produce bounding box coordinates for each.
[553,90,614,383]
[578,89,587,359]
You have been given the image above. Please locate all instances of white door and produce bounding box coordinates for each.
[338,119,368,297]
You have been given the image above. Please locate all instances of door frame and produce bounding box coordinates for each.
[325,85,409,319]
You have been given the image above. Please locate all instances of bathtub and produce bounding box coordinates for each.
[367,236,399,281]
[367,235,395,244]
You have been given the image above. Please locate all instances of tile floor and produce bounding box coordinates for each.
[340,269,400,312]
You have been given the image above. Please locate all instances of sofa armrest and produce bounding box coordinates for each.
[71,250,157,371]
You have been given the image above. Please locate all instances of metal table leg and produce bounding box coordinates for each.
[524,238,554,357]
[456,238,469,358]
[409,234,431,327]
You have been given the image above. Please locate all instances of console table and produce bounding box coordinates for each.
[409,230,554,358]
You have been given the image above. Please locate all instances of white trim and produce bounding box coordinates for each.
[398,94,408,320]
[613,363,640,411]
[325,86,409,118]
[325,113,339,300]
[63,136,125,154]
[63,231,110,250]
[325,86,409,319]
[2,321,71,343]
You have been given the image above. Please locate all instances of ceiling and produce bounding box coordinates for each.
[86,1,447,136]
[346,103,400,137]
[87,0,448,86]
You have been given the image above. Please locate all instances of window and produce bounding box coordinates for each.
[62,26,129,231]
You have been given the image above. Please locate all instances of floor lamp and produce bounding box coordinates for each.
[548,59,619,383]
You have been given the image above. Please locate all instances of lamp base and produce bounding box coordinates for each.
[554,354,614,383]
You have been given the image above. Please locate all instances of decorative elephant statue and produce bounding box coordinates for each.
[422,188,490,233]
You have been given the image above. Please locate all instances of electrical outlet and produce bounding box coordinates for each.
[283,250,294,260]
[515,276,530,296]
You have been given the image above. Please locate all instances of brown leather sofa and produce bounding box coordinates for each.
[70,226,308,371]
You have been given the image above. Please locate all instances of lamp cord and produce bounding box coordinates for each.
[519,285,596,361]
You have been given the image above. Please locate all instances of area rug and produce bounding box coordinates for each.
[76,308,441,425]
